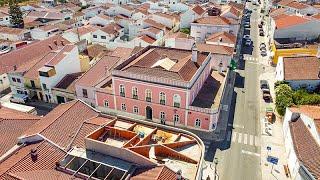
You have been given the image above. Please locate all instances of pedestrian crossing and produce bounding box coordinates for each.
[244,56,258,61]
[226,131,261,147]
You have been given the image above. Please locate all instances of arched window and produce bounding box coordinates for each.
[119,85,125,97]
[159,92,166,105]
[145,89,152,102]
[195,119,201,128]
[174,114,180,123]
[132,87,138,99]
[104,100,109,107]
[173,94,181,108]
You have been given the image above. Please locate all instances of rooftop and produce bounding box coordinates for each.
[283,56,320,81]
[206,31,237,45]
[0,27,26,35]
[194,16,238,25]
[192,5,206,15]
[197,43,234,55]
[117,46,209,82]
[274,14,310,29]
[54,72,84,92]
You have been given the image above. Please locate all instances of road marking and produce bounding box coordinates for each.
[238,133,242,143]
[243,133,248,145]
[227,131,232,141]
[241,150,261,157]
[255,136,261,146]
[250,135,254,146]
[232,132,237,142]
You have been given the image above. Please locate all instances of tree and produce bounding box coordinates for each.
[275,84,294,116]
[9,0,24,28]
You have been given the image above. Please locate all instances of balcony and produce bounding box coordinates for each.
[160,100,166,105]
[146,97,151,102]
[132,95,138,100]
[120,92,125,97]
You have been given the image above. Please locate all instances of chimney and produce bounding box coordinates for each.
[61,40,65,46]
[54,40,58,46]
[49,45,53,50]
[176,169,182,180]
[219,37,222,42]
[30,148,38,161]
[191,43,197,63]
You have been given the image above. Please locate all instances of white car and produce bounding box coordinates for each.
[243,35,250,40]
[245,39,251,46]
[10,94,29,104]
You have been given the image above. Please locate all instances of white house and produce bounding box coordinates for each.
[275,56,320,90]
[282,106,320,180]
[30,25,60,40]
[169,2,189,12]
[277,0,319,16]
[165,31,195,50]
[83,6,110,19]
[89,14,114,26]
[62,25,98,44]
[0,11,10,26]
[191,16,239,42]
[0,27,30,41]
[92,23,124,46]
[152,12,180,30]
[180,5,206,28]
[273,14,320,41]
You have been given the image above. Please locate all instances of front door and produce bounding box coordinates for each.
[57,96,65,104]
[146,106,152,120]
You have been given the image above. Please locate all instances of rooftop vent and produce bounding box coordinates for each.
[61,40,65,46]
[54,40,58,46]
[30,148,38,161]
[291,112,300,122]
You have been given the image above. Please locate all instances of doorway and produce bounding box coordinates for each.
[57,95,65,104]
[146,106,152,120]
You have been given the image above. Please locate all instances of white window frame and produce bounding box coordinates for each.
[160,111,165,120]
[121,103,126,111]
[195,119,201,128]
[132,87,138,99]
[173,94,181,108]
[159,92,166,105]
[145,89,152,101]
[174,114,180,123]
[104,100,109,107]
[119,84,125,96]
[133,106,139,114]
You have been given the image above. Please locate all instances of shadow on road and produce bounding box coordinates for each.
[234,72,245,89]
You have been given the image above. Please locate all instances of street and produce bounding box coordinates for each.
[204,1,271,179]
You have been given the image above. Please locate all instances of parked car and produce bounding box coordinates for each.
[243,35,250,40]
[260,43,266,49]
[244,23,251,28]
[259,30,265,36]
[245,39,251,46]
[10,94,29,104]
[260,80,269,90]
[262,89,271,101]
[261,50,267,56]
[258,24,263,28]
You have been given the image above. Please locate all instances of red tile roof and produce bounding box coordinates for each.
[131,165,178,180]
[283,56,320,81]
[0,27,26,35]
[0,107,41,157]
[194,16,237,25]
[192,5,205,15]
[197,43,234,55]
[286,1,308,9]
[0,36,70,74]
[289,118,320,179]
[275,14,310,29]
[139,35,156,44]
[99,23,123,35]
[206,31,236,44]
[76,55,120,87]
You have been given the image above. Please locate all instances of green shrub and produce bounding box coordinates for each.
[180,28,190,35]
[275,84,294,116]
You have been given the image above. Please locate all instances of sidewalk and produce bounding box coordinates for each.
[259,66,290,180]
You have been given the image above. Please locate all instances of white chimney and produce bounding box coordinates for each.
[192,43,197,63]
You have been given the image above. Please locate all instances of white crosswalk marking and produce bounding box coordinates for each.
[238,133,242,143]
[243,133,248,145]
[255,136,261,146]
[232,132,237,142]
[227,131,232,141]
[250,135,254,146]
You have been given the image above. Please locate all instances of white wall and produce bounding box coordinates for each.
[275,57,284,81]
[92,30,116,45]
[274,21,320,40]
[0,32,25,41]
[75,85,97,106]
[89,16,113,26]
[191,24,239,42]
[0,73,9,92]
[165,37,194,50]
[0,15,10,26]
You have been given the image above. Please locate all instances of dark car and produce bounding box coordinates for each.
[260,80,269,90]
[263,90,271,101]
[258,24,263,28]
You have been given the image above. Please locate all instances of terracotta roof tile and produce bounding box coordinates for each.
[283,56,320,80]
[197,43,234,55]
[206,31,236,44]
[54,72,84,92]
[194,16,237,25]
[275,14,310,29]
[192,5,205,15]
[85,44,109,58]
[99,23,122,35]
[139,35,156,44]
[286,1,308,9]
[131,165,177,180]
[289,118,320,179]
[0,27,26,35]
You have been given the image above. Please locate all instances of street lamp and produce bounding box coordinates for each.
[214,158,218,180]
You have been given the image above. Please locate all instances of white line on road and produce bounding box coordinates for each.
[227,131,232,141]
[255,136,261,146]
[243,133,248,145]
[238,133,242,143]
[250,135,254,146]
[241,150,260,157]
[232,132,237,142]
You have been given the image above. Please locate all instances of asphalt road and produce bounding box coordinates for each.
[205,2,267,180]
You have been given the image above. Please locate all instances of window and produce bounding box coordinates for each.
[104,100,109,107]
[174,114,180,123]
[17,78,21,83]
[121,103,127,111]
[173,94,181,108]
[82,89,88,98]
[120,85,125,97]
[159,92,166,105]
[133,106,139,114]
[12,77,16,82]
[160,111,165,120]
[30,80,36,88]
[145,89,152,102]
[42,83,47,90]
[101,35,106,39]
[195,119,201,128]
[132,87,138,99]
[93,35,97,38]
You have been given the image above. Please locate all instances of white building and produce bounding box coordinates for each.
[92,24,124,46]
[275,56,320,90]
[30,25,60,40]
[0,11,10,26]
[62,25,98,44]
[190,16,239,42]
[283,106,320,180]
[165,32,195,50]
[205,31,236,47]
[180,5,206,28]
[152,12,180,30]
[89,14,114,26]
[0,27,30,41]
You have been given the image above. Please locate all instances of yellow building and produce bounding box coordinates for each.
[272,43,319,64]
